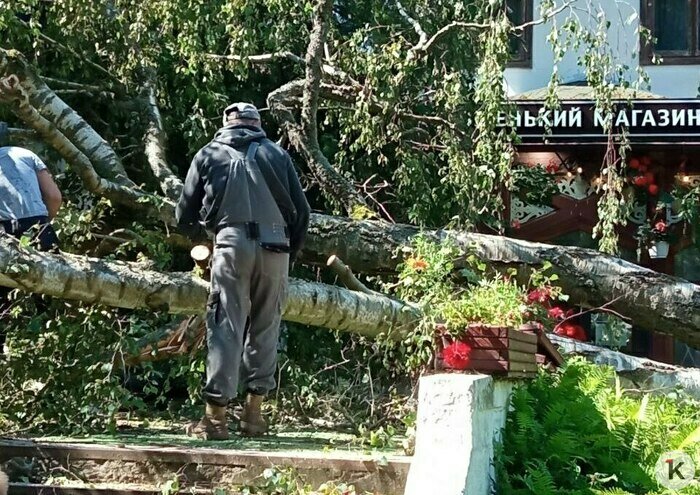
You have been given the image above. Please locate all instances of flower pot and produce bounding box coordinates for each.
[648,240,670,259]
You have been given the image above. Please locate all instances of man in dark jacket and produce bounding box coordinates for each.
[176,103,310,439]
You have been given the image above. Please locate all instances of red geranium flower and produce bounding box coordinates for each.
[527,287,552,304]
[554,322,587,342]
[633,176,648,187]
[648,184,659,195]
[547,306,566,320]
[655,221,667,233]
[628,158,640,170]
[443,341,472,370]
[511,219,521,230]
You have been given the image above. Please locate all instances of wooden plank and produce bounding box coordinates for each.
[538,333,565,366]
[508,339,538,353]
[469,349,507,360]
[507,350,537,363]
[0,440,410,474]
[463,336,509,349]
[465,326,508,338]
[469,359,509,371]
[508,361,538,373]
[506,371,538,379]
[9,484,162,495]
[463,337,537,353]
[507,329,538,345]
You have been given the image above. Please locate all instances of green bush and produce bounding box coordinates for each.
[497,358,700,495]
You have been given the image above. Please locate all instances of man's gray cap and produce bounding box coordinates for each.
[223,102,261,125]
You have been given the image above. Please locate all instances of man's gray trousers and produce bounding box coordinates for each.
[202,226,289,406]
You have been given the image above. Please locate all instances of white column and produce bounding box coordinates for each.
[404,374,515,495]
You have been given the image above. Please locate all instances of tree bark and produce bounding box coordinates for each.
[0,74,173,224]
[299,214,700,346]
[0,49,133,186]
[140,72,184,201]
[0,237,419,338]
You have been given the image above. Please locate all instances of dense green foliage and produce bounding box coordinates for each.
[497,358,700,495]
[0,0,655,435]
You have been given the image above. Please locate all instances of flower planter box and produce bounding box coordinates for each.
[462,324,539,377]
[435,323,563,378]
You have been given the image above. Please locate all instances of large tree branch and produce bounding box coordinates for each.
[267,0,369,215]
[0,49,133,186]
[298,214,700,346]
[141,73,184,201]
[268,84,369,214]
[0,75,174,224]
[0,236,419,338]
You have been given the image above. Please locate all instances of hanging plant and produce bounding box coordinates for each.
[510,163,559,207]
[635,219,675,260]
[672,183,700,245]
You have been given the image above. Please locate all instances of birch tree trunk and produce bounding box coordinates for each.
[300,214,700,346]
[0,237,419,338]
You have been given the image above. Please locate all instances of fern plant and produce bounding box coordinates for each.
[496,358,700,495]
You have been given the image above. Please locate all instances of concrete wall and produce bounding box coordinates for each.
[404,374,514,495]
[505,0,700,98]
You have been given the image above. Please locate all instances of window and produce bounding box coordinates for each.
[641,0,700,64]
[506,0,533,67]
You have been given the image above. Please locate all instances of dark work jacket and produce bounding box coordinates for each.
[175,125,310,260]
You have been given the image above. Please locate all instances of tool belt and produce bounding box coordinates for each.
[216,221,290,252]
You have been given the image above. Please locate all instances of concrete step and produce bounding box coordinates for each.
[1,430,410,495]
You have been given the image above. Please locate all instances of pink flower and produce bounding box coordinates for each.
[527,287,552,305]
[547,306,566,320]
[511,220,521,230]
[655,221,667,233]
[443,341,472,370]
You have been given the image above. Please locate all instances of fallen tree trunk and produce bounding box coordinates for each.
[550,334,700,400]
[1,214,699,346]
[0,237,419,338]
[300,214,700,346]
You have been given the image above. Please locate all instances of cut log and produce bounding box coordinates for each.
[0,236,419,338]
[300,214,700,346]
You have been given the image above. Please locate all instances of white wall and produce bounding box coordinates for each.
[505,0,700,98]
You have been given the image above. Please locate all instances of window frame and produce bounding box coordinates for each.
[506,0,533,68]
[640,0,700,65]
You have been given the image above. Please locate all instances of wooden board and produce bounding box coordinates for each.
[463,336,537,354]
[469,359,538,373]
[465,326,538,346]
[538,333,565,366]
[468,359,509,371]
[469,349,536,363]
[506,371,538,378]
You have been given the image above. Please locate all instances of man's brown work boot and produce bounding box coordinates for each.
[186,403,229,440]
[239,393,268,436]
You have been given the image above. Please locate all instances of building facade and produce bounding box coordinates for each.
[501,0,700,366]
